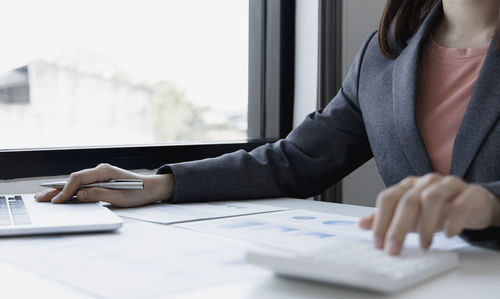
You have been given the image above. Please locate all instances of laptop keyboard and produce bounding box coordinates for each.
[0,195,32,226]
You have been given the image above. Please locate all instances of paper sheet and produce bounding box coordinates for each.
[113,201,289,224]
[177,209,470,253]
[0,220,267,299]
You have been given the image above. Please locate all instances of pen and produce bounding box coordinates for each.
[40,179,144,190]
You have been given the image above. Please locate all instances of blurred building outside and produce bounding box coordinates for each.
[0,59,247,150]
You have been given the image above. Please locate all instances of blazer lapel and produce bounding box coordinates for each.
[450,34,500,178]
[392,3,442,176]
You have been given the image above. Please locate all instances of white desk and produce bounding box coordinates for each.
[1,198,499,299]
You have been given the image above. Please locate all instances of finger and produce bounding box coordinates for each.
[359,213,374,230]
[77,188,113,203]
[386,173,442,255]
[418,176,466,248]
[372,177,416,249]
[52,164,117,204]
[77,188,140,208]
[443,186,483,237]
[34,189,61,202]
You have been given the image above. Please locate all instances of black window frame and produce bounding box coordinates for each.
[0,0,295,179]
[316,0,343,203]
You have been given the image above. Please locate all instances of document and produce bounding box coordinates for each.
[0,220,267,299]
[113,201,289,224]
[176,209,470,253]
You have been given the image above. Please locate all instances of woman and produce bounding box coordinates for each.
[36,0,500,256]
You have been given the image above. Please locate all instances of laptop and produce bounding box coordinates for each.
[0,194,122,236]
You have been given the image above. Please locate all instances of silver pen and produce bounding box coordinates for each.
[40,179,144,190]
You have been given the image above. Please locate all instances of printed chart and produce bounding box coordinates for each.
[177,209,470,253]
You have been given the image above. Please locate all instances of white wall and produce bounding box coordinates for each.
[342,0,386,77]
[293,0,387,207]
[341,0,386,207]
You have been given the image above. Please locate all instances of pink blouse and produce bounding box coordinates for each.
[416,36,489,174]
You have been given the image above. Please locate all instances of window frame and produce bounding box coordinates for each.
[316,0,343,203]
[0,0,295,179]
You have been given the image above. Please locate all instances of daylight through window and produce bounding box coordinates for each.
[0,0,249,149]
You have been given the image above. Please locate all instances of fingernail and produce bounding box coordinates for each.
[421,238,431,250]
[374,236,384,249]
[51,195,59,203]
[77,190,87,201]
[387,240,400,255]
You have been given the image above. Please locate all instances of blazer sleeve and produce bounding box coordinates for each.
[157,32,377,204]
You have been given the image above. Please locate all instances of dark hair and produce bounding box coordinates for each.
[378,0,500,58]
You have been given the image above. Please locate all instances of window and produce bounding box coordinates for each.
[1,0,248,149]
[0,0,295,179]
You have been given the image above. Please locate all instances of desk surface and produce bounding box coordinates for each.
[1,198,499,299]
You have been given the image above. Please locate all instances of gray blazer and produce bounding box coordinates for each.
[159,3,500,240]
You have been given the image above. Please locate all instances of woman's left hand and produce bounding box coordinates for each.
[359,173,500,255]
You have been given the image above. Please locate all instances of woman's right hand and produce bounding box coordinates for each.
[35,163,175,208]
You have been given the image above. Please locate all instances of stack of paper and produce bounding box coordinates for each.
[113,201,289,224]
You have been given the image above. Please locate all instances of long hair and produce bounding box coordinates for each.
[378,0,500,58]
